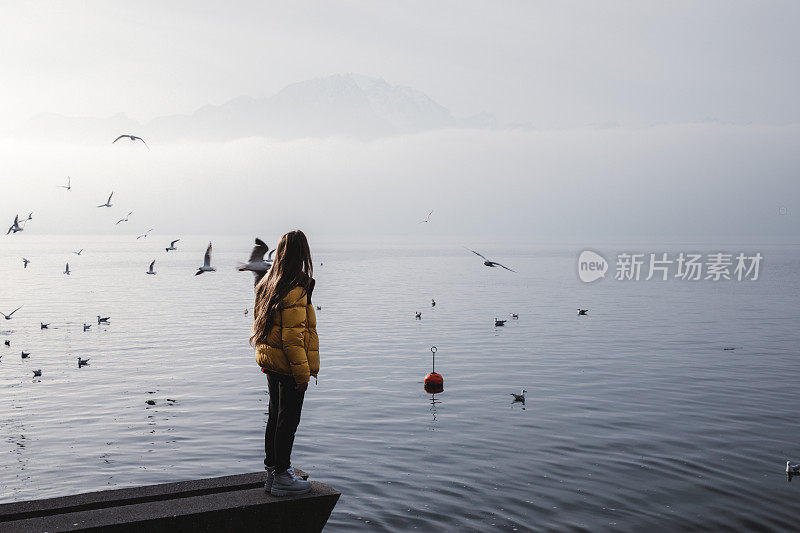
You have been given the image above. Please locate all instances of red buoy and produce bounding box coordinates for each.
[424,346,443,393]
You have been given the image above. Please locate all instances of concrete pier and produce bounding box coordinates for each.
[0,470,340,532]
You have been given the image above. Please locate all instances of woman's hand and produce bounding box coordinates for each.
[295,382,308,392]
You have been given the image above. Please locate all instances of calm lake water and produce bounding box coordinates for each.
[1,235,799,531]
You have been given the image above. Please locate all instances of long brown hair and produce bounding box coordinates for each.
[250,230,313,347]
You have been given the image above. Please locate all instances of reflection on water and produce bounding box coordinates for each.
[1,237,800,531]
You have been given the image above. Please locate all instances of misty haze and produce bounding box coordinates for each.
[2,2,799,531]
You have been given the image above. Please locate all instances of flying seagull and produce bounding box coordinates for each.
[510,389,527,402]
[73,249,84,256]
[64,263,71,275]
[415,312,422,320]
[146,260,156,275]
[1,306,23,320]
[136,228,154,240]
[166,239,180,252]
[112,134,149,150]
[116,211,133,225]
[58,176,71,190]
[97,192,113,208]
[32,369,42,377]
[195,242,216,275]
[466,248,516,272]
[419,210,434,224]
[40,322,49,329]
[78,357,90,367]
[494,318,507,327]
[510,313,519,319]
[83,324,91,331]
[22,258,30,268]
[97,315,110,324]
[238,238,273,286]
[6,215,23,235]
[577,309,588,316]
[21,351,30,359]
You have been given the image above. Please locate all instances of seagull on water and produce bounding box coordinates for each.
[1,306,23,320]
[113,134,149,150]
[195,242,216,275]
[58,176,71,190]
[466,248,516,272]
[116,211,133,225]
[136,228,154,240]
[165,239,180,252]
[73,249,84,256]
[6,215,23,234]
[32,369,41,377]
[577,309,588,316]
[787,461,800,474]
[40,323,49,329]
[78,357,90,367]
[22,258,30,268]
[510,389,527,402]
[146,260,156,275]
[64,263,71,275]
[21,351,30,359]
[494,318,507,327]
[97,315,110,324]
[238,238,273,286]
[83,324,91,331]
[419,210,433,223]
[97,192,113,208]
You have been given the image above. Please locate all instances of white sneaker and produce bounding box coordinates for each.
[270,466,312,496]
[264,466,275,492]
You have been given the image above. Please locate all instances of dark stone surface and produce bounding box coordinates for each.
[0,470,339,532]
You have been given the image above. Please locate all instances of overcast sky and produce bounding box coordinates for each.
[2,1,798,127]
[1,1,798,241]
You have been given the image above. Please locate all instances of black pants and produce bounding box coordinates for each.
[264,372,305,474]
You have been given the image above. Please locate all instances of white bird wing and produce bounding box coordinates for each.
[467,248,487,261]
[249,238,268,262]
[203,242,212,267]
[495,263,516,273]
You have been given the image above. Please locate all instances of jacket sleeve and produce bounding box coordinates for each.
[281,296,310,384]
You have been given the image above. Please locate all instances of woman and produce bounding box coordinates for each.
[251,230,319,496]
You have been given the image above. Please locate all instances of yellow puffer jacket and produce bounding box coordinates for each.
[255,284,319,385]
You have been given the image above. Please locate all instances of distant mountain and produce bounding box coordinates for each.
[15,74,486,142]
